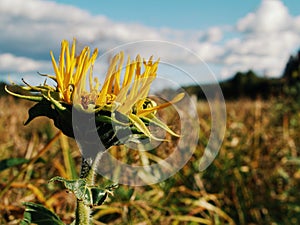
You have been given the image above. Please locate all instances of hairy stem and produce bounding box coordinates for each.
[75,158,93,225]
[75,152,104,225]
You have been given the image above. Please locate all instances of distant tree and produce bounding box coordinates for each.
[283,49,300,84]
[0,82,7,96]
[183,48,300,100]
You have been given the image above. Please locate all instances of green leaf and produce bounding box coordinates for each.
[50,176,117,206]
[89,187,108,206]
[50,176,86,200]
[0,158,29,172]
[20,202,65,225]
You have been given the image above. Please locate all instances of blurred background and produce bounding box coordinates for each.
[1,0,300,224]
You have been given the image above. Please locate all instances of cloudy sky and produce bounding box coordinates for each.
[1,0,300,87]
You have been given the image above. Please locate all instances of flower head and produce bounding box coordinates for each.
[50,39,98,105]
[6,39,183,149]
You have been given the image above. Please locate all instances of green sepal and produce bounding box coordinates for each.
[21,202,65,225]
[5,83,60,102]
[5,85,43,102]
[41,90,66,111]
[141,115,180,137]
[95,111,129,127]
[129,113,166,141]
[24,99,60,125]
[24,99,72,136]
[37,72,57,82]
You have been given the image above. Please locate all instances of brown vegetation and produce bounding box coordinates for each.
[0,95,299,224]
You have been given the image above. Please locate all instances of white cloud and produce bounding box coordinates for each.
[200,27,223,43]
[0,0,91,22]
[237,0,292,33]
[0,0,221,84]
[220,0,300,79]
[0,53,50,72]
[1,0,300,86]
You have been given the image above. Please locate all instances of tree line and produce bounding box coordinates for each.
[185,49,300,100]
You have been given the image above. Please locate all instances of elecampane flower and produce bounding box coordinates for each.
[6,39,183,147]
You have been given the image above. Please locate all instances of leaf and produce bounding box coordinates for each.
[50,176,86,200]
[20,202,65,225]
[0,158,29,172]
[49,176,114,206]
[89,187,108,206]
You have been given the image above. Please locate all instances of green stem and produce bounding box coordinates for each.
[75,152,104,225]
[75,199,91,225]
[75,158,93,225]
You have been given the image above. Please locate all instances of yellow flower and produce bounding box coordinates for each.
[6,39,184,141]
[51,39,183,115]
[50,39,98,105]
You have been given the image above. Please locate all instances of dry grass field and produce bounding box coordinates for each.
[0,95,300,224]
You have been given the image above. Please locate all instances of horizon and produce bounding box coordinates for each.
[0,0,300,89]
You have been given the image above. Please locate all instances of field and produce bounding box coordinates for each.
[0,95,300,225]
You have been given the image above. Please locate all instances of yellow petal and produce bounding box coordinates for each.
[137,93,185,117]
[59,41,67,87]
[50,51,62,91]
[96,53,120,105]
[117,76,156,114]
[122,56,133,87]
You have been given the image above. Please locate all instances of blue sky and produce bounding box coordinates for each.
[54,1,256,29]
[1,0,300,88]
[54,0,299,29]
